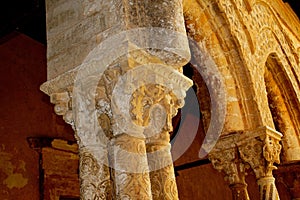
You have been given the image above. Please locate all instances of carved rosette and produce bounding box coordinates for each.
[209,134,250,200]
[238,126,282,200]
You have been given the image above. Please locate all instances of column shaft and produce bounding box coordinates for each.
[109,133,152,199]
[79,147,113,200]
[230,183,250,200]
[257,177,279,200]
[146,131,179,200]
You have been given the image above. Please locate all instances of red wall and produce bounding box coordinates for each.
[0,32,74,200]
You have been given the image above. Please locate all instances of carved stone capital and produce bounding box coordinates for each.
[209,134,250,200]
[110,64,192,137]
[131,84,183,134]
[209,134,247,185]
[238,126,282,179]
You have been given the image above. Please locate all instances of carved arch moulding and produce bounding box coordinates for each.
[182,0,300,136]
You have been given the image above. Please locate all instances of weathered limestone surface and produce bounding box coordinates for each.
[209,126,283,200]
[185,3,300,198]
[45,0,120,79]
[238,127,282,200]
[42,0,193,199]
[183,0,300,163]
[209,134,250,200]
[44,0,190,80]
[41,0,300,199]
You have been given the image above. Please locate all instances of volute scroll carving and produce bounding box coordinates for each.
[50,91,74,126]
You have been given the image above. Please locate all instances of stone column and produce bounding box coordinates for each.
[209,134,250,200]
[130,84,186,200]
[42,0,191,199]
[78,146,112,200]
[238,126,282,200]
[147,132,179,200]
[50,90,113,200]
[108,133,153,199]
[109,64,192,199]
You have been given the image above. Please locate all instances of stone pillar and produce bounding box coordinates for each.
[147,132,179,200]
[108,134,153,199]
[110,67,192,199]
[130,84,184,199]
[42,0,192,199]
[209,134,250,200]
[50,90,113,199]
[238,126,282,200]
[92,69,153,199]
[78,146,112,200]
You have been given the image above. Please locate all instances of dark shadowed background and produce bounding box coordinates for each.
[0,0,300,44]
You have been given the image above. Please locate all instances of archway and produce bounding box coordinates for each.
[264,53,300,162]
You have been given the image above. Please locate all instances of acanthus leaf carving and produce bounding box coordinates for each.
[209,134,248,185]
[238,126,282,179]
[209,134,250,200]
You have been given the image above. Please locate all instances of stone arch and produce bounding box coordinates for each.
[264,53,300,162]
[250,25,300,130]
[206,0,300,132]
[183,0,265,134]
